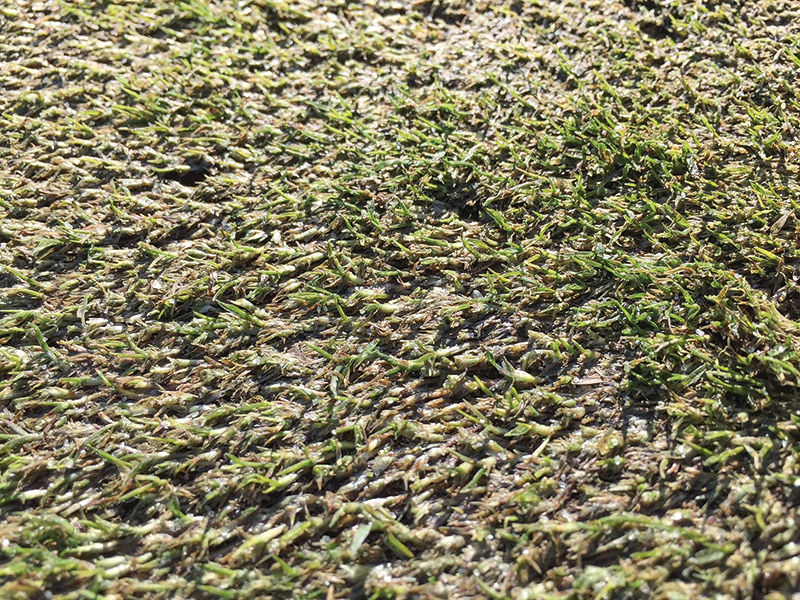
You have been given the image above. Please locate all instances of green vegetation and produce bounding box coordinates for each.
[2,0,800,597]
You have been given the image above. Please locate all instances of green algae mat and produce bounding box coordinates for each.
[3,0,800,598]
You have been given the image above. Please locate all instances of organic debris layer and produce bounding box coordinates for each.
[2,0,800,598]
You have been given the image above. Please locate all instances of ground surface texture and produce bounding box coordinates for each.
[3,0,800,598]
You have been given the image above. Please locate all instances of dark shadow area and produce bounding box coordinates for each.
[157,157,213,187]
